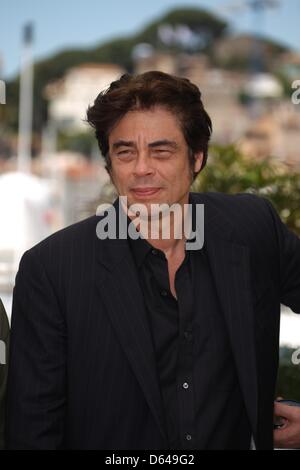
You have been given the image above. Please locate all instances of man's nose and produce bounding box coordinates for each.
[133,153,154,176]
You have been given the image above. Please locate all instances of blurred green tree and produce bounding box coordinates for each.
[192,144,300,235]
[57,130,95,157]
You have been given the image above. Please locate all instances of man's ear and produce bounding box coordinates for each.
[194,152,204,173]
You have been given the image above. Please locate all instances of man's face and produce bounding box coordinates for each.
[108,106,203,212]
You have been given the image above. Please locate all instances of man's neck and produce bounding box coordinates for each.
[133,210,188,258]
[124,193,191,257]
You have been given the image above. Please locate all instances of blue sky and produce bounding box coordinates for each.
[1,0,300,79]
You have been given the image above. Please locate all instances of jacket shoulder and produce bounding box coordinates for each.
[190,191,280,248]
[17,215,101,282]
[191,190,273,221]
[26,215,99,257]
[191,190,269,209]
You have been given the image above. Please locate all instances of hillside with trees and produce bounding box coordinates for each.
[2,6,288,137]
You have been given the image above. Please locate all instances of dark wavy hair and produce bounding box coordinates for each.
[86,71,212,180]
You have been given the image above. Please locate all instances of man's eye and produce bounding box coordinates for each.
[153,150,171,157]
[117,150,132,156]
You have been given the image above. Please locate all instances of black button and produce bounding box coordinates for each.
[184,331,192,341]
[185,434,192,441]
[151,249,158,255]
[160,290,168,297]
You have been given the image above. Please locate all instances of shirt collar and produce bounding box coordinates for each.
[128,224,153,268]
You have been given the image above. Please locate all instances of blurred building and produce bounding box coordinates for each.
[33,150,109,225]
[41,53,300,173]
[239,102,300,170]
[44,63,126,131]
[133,51,251,143]
[132,50,300,169]
[213,34,285,72]
[0,172,56,291]
[134,52,177,75]
[243,73,283,100]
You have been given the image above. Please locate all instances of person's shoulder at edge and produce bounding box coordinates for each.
[0,299,9,342]
[0,298,9,451]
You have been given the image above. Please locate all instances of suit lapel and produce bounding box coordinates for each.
[95,198,168,443]
[197,193,258,437]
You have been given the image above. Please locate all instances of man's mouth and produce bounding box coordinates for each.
[131,187,161,196]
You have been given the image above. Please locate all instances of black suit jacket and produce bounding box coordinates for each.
[5,192,300,450]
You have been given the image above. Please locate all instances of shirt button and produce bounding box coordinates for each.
[183,382,189,389]
[160,290,168,297]
[185,434,192,441]
[184,331,192,341]
[151,249,158,255]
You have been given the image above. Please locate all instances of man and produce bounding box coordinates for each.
[6,71,300,450]
[0,298,9,450]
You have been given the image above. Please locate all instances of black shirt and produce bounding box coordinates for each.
[127,200,252,450]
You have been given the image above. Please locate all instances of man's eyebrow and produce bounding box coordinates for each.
[111,139,179,150]
[111,140,135,149]
[148,140,178,149]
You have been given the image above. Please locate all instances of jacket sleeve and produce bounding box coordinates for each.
[263,198,300,314]
[5,248,67,449]
[0,298,9,450]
